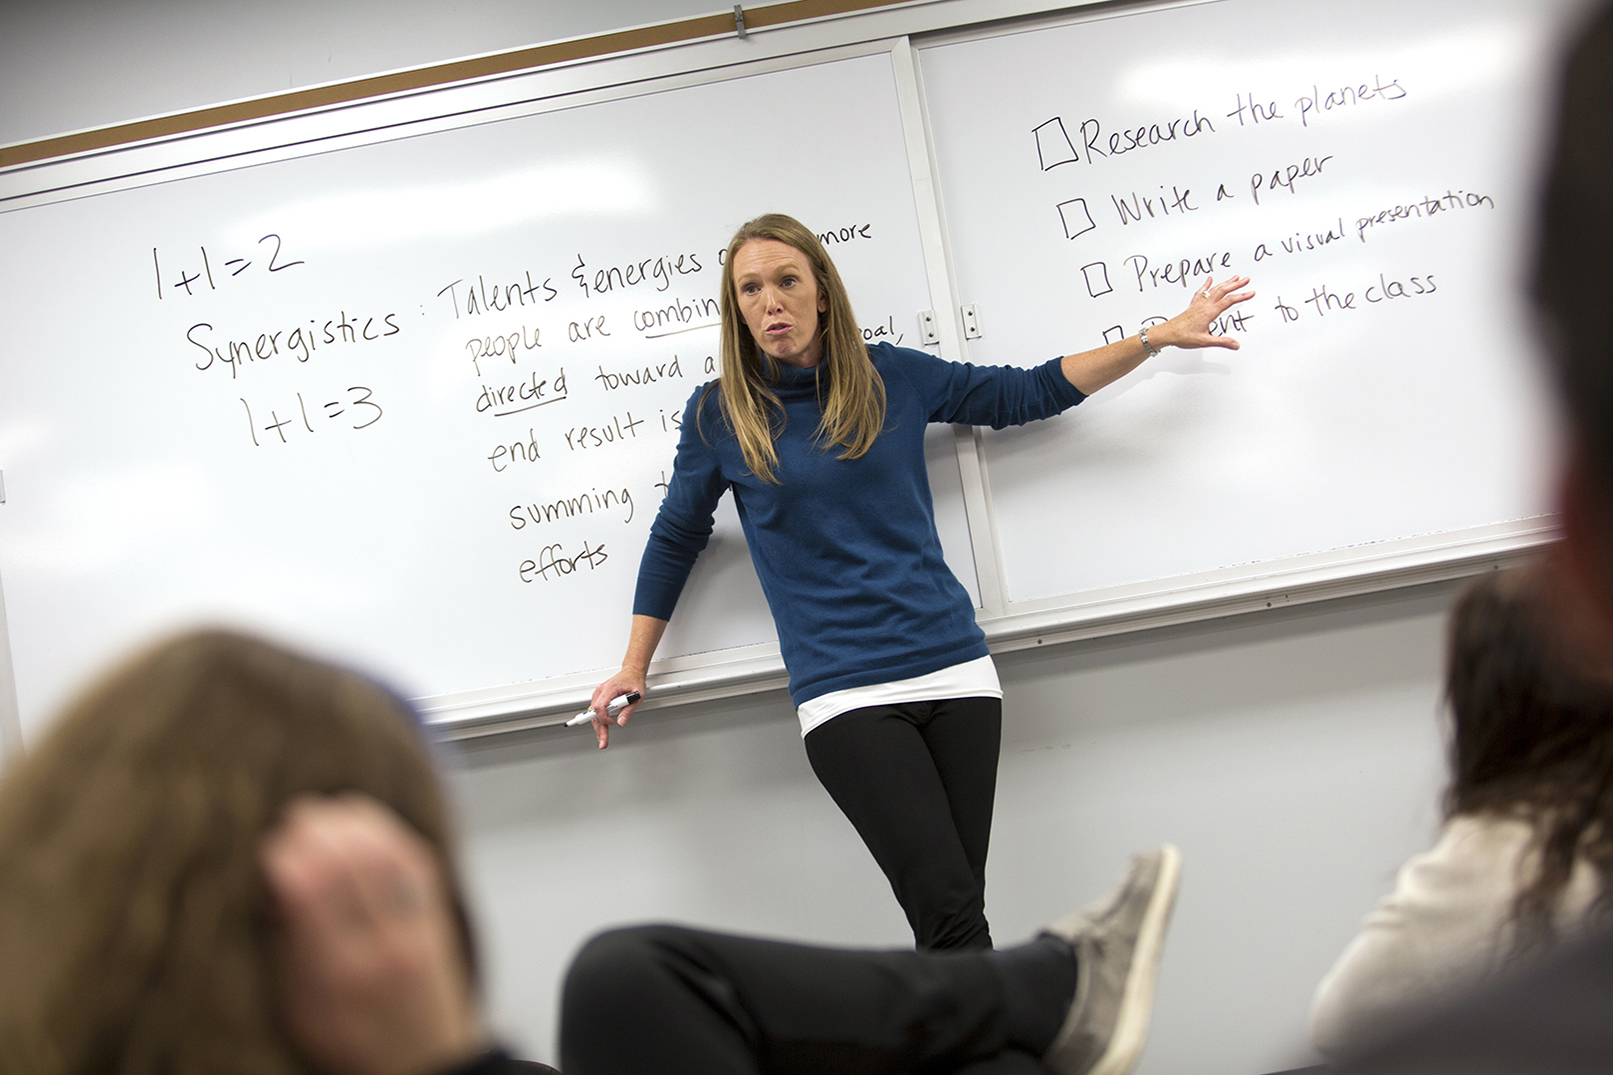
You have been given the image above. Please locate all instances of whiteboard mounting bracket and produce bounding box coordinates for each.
[919,310,940,345]
[734,6,747,39]
[961,304,982,340]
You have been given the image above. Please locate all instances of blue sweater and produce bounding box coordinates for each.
[633,343,1085,706]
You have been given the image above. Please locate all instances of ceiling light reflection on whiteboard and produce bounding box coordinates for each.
[228,162,657,252]
[7,464,213,574]
[1115,23,1529,110]
[0,419,53,468]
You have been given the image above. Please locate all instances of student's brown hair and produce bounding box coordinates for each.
[0,629,473,1074]
[1443,569,1613,950]
[711,212,886,483]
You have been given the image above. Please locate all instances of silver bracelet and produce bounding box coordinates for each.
[1139,327,1160,358]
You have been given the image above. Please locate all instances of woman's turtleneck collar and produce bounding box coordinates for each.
[762,355,827,399]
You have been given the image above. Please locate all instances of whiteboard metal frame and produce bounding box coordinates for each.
[981,520,1555,651]
[0,36,913,214]
[0,0,1196,182]
[423,519,1553,739]
[889,41,1013,618]
[0,0,1560,741]
[1,0,1242,211]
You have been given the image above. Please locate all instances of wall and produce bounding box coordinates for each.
[3,2,1475,1072]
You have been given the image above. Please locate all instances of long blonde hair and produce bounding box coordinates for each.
[713,213,886,483]
[0,629,473,1075]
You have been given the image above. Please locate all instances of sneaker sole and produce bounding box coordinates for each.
[1085,843,1181,1075]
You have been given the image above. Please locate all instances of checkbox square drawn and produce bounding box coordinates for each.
[1102,325,1127,345]
[1081,262,1113,298]
[1033,117,1080,170]
[1057,198,1097,240]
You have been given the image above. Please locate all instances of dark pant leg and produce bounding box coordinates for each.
[803,699,1001,951]
[915,697,1003,897]
[559,924,1049,1075]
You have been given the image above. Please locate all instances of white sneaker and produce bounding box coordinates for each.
[1041,845,1182,1075]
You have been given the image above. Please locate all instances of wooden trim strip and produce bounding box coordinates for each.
[0,0,909,171]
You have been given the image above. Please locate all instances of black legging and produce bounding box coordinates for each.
[803,697,1002,951]
[559,924,1060,1075]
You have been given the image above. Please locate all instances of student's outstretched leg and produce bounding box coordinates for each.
[558,847,1182,1075]
[804,699,1001,950]
[558,924,1058,1075]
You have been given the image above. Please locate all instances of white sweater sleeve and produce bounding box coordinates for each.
[1308,816,1536,1058]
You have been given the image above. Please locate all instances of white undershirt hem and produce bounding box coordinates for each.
[795,655,1002,737]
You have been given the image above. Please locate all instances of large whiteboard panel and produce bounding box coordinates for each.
[0,50,968,737]
[920,0,1565,607]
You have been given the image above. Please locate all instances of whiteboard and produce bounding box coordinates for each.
[0,0,1582,739]
[0,48,973,739]
[919,0,1566,609]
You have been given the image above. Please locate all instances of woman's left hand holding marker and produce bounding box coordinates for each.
[587,671,646,749]
[586,614,667,748]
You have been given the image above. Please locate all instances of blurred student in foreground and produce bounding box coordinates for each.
[0,630,500,1075]
[1336,3,1613,1071]
[0,627,1178,1075]
[1310,568,1613,1060]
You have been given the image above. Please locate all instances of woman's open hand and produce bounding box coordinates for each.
[1059,275,1256,394]
[1152,275,1256,350]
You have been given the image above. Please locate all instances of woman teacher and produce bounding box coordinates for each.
[591,213,1252,951]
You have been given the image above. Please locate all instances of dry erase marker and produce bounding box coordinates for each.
[566,691,642,727]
